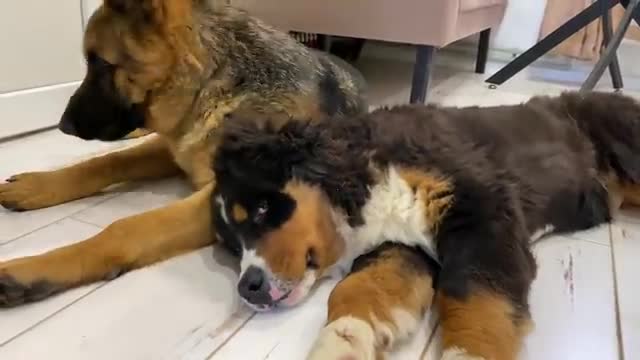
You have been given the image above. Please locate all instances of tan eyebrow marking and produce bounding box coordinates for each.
[232,203,249,222]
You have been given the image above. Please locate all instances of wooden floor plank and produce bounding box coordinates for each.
[421,235,619,360]
[611,221,640,360]
[0,247,239,360]
[522,235,619,360]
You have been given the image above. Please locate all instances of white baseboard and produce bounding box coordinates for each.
[0,82,80,140]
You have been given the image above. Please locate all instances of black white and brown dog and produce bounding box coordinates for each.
[211,91,640,360]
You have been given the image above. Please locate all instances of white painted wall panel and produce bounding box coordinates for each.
[0,1,85,93]
[82,0,102,28]
[0,83,79,139]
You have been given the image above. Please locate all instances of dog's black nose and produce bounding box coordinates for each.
[237,266,272,305]
[58,117,77,136]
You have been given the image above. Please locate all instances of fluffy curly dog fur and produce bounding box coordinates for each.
[0,0,366,306]
[212,91,640,359]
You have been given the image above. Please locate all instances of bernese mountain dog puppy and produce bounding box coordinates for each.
[211,91,640,360]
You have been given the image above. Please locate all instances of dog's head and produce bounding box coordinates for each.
[59,0,201,140]
[212,115,371,311]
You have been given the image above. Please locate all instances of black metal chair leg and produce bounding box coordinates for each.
[581,0,640,91]
[486,0,618,85]
[602,6,624,89]
[476,29,491,74]
[410,45,435,104]
[621,0,640,27]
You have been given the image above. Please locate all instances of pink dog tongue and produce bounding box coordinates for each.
[269,286,285,301]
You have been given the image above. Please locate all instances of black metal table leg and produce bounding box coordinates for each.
[486,0,619,85]
[476,29,491,74]
[602,5,624,89]
[410,45,435,104]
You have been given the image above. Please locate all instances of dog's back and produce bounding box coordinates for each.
[532,92,640,184]
[194,5,367,119]
[346,91,640,237]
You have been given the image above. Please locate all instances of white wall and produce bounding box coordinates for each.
[82,0,102,27]
[0,1,84,93]
[492,0,548,53]
[0,1,86,138]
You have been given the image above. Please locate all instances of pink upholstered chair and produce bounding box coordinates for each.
[230,0,508,103]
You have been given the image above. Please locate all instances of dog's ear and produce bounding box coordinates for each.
[104,0,193,29]
[103,0,203,69]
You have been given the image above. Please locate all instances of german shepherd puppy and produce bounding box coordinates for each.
[0,0,366,306]
[211,91,640,359]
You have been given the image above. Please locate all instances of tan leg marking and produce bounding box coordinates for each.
[0,136,180,210]
[308,245,435,360]
[438,291,532,360]
[398,168,454,233]
[620,183,640,208]
[0,184,214,307]
[606,179,624,213]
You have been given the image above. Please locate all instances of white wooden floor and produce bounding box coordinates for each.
[0,49,639,360]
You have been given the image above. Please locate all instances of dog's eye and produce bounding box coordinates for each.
[253,200,269,224]
[306,248,318,269]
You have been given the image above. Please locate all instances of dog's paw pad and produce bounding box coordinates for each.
[307,317,376,360]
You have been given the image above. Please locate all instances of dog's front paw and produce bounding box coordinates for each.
[0,172,57,211]
[0,270,58,308]
[0,256,69,308]
[307,317,377,360]
[0,171,79,211]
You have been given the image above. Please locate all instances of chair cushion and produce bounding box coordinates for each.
[459,0,505,12]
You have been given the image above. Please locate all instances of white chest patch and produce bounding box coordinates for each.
[332,166,440,271]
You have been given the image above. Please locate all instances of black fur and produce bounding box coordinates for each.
[59,54,144,141]
[213,178,296,251]
[0,274,59,307]
[215,118,373,226]
[212,91,640,319]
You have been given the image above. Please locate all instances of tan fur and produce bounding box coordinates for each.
[602,173,640,210]
[619,183,640,207]
[317,245,435,357]
[438,291,532,360]
[231,203,248,223]
[398,167,454,233]
[0,136,179,210]
[257,182,344,281]
[1,184,212,300]
[124,128,154,139]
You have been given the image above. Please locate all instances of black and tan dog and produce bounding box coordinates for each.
[211,91,640,360]
[0,0,366,306]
